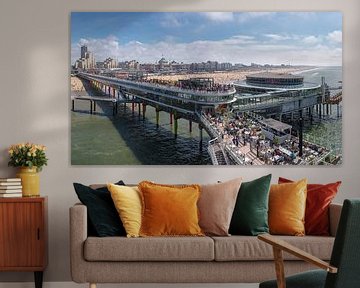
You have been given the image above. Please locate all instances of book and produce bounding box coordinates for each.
[0,189,22,193]
[0,193,22,198]
[0,182,22,186]
[0,186,22,190]
[0,178,21,182]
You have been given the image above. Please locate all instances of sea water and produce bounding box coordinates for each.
[298,66,342,158]
[71,99,211,165]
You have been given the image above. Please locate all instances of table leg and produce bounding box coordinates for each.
[34,271,43,288]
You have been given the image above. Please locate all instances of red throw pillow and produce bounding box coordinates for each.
[278,177,341,236]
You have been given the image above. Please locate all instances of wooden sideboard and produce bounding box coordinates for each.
[0,197,47,288]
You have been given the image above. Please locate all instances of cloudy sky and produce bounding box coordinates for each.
[71,12,342,66]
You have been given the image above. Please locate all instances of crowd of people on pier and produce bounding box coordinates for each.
[204,112,330,165]
[130,77,235,94]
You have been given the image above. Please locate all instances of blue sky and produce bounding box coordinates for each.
[71,12,342,66]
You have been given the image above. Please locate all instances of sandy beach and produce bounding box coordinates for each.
[146,66,312,84]
[71,76,85,92]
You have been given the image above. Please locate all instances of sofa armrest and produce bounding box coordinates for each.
[329,203,342,237]
[69,203,88,283]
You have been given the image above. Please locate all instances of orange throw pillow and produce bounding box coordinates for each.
[278,177,341,236]
[138,181,204,237]
[269,179,307,236]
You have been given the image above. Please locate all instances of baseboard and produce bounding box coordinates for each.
[0,282,259,288]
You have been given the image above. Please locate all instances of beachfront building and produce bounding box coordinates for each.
[233,72,323,120]
[74,45,96,70]
[258,118,292,144]
[103,57,117,69]
[246,72,304,87]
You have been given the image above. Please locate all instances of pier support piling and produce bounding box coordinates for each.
[132,103,135,115]
[90,101,93,114]
[174,117,178,138]
[72,100,75,111]
[156,109,160,128]
[189,120,192,133]
[337,103,340,118]
[170,113,173,125]
[199,124,203,151]
[142,103,146,120]
[93,101,96,112]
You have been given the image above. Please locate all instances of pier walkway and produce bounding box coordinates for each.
[199,112,332,165]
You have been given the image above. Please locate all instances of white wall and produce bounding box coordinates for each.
[0,0,359,283]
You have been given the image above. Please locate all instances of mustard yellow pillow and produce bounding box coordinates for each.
[107,183,142,238]
[269,179,307,236]
[138,181,204,237]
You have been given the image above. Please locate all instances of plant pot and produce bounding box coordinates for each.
[16,167,40,197]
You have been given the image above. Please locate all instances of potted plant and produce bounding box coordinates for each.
[8,143,48,197]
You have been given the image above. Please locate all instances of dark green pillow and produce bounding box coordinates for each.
[73,181,126,237]
[229,174,272,236]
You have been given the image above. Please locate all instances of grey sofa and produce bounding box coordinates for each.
[70,203,342,288]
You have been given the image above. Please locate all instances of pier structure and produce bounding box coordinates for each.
[74,72,237,140]
[233,73,341,121]
[71,71,340,165]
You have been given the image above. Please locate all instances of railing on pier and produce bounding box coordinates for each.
[207,138,231,165]
[78,72,237,106]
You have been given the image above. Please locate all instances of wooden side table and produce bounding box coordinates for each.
[0,197,48,288]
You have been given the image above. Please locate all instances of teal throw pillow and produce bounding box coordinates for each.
[229,174,272,236]
[73,181,126,237]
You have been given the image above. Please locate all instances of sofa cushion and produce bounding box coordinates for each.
[84,236,214,261]
[269,179,307,236]
[198,178,242,236]
[229,174,271,236]
[139,181,203,237]
[107,184,142,238]
[73,181,126,237]
[279,177,341,236]
[212,236,334,261]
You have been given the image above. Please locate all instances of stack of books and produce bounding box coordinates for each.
[0,178,22,197]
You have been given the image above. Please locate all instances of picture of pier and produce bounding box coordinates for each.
[71,12,342,165]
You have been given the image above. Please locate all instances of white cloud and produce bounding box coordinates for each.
[203,12,234,22]
[302,35,321,45]
[71,34,342,67]
[264,34,291,41]
[326,30,342,43]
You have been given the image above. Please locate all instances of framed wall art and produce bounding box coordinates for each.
[71,12,342,165]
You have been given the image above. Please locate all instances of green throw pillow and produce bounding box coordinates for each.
[229,174,272,236]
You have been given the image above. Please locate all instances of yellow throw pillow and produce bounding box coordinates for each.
[138,181,204,237]
[107,183,142,238]
[269,179,307,236]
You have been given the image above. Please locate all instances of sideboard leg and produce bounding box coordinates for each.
[34,271,43,288]
[90,283,97,288]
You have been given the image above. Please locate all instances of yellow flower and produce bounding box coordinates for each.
[27,152,32,157]
[8,149,13,155]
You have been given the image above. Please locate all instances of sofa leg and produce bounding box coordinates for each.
[89,283,96,288]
